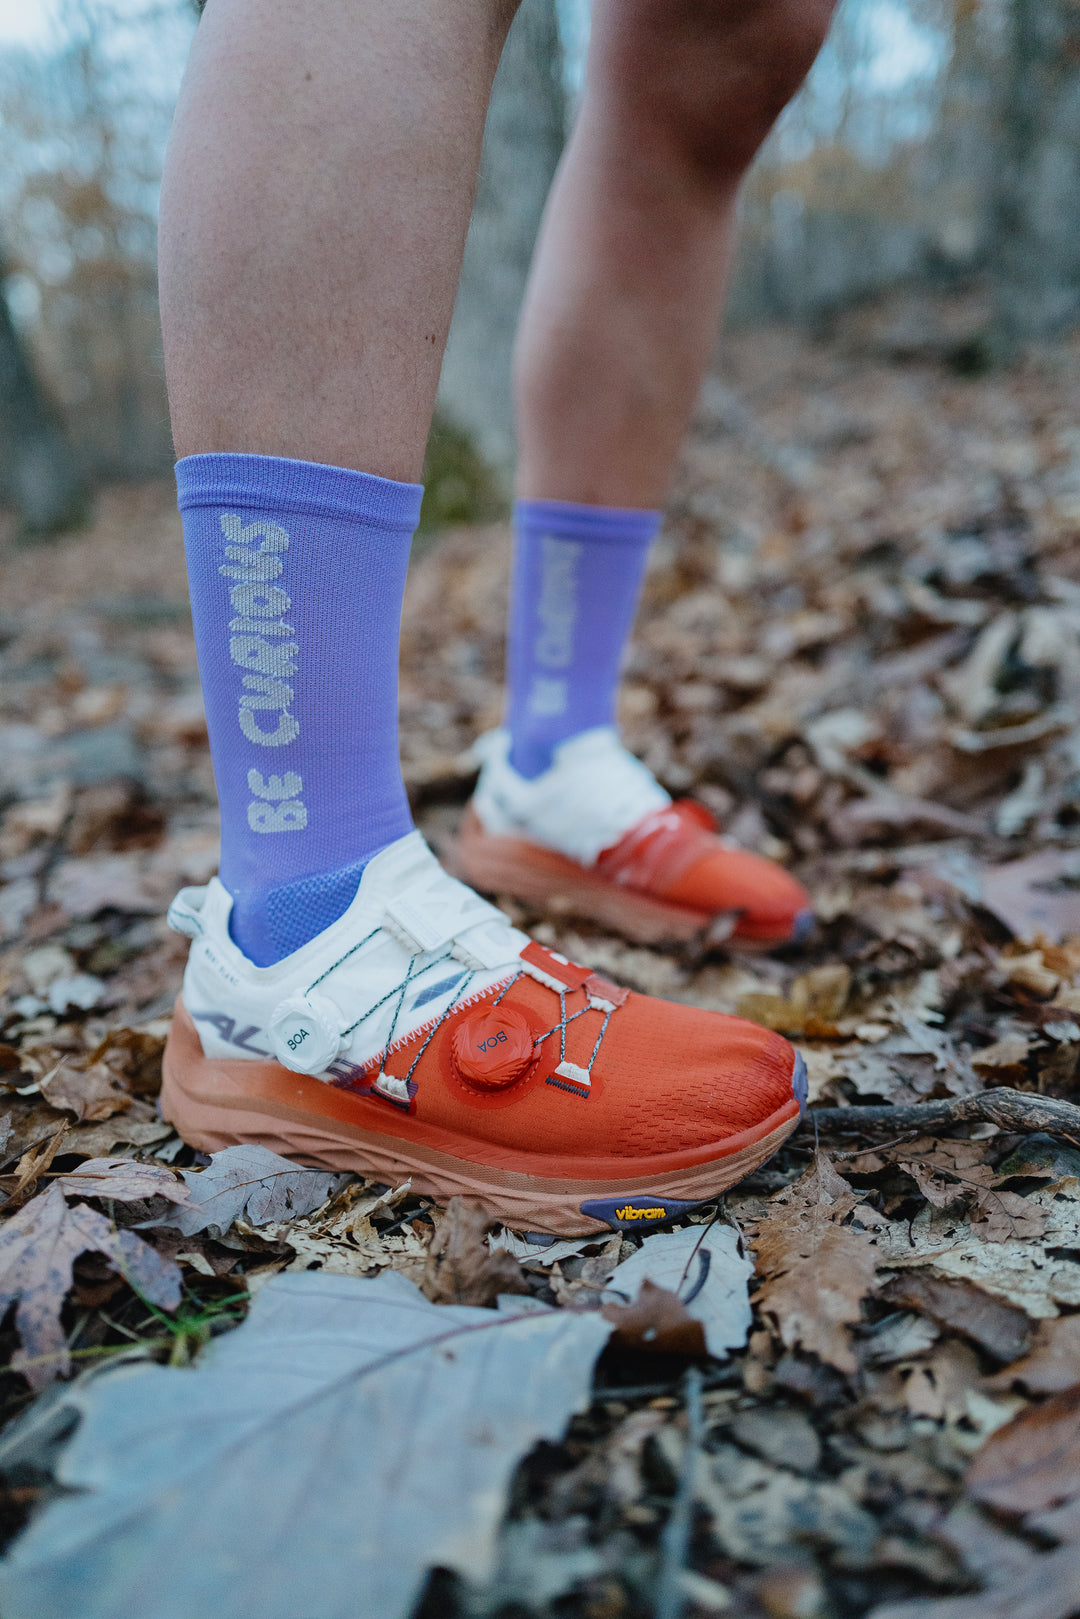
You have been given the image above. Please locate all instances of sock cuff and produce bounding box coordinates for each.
[514,497,661,547]
[176,452,424,531]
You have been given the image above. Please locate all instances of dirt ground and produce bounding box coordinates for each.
[4,291,1080,1617]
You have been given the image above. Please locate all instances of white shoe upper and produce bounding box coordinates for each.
[169,830,529,1087]
[470,727,670,867]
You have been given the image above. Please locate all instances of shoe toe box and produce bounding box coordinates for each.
[661,843,813,943]
[594,996,799,1154]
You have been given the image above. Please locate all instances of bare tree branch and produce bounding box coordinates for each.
[808,1087,1080,1142]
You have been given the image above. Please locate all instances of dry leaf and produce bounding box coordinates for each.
[880,1273,1031,1363]
[737,965,851,1037]
[603,1278,706,1356]
[154,1145,345,1239]
[750,1153,878,1373]
[89,1025,167,1096]
[40,1064,131,1123]
[978,850,1080,943]
[603,1224,754,1358]
[694,1441,879,1568]
[875,1176,1080,1316]
[966,1384,1080,1516]
[895,1139,1048,1243]
[57,1103,174,1160]
[489,1231,600,1269]
[830,795,980,846]
[0,1182,180,1388]
[999,948,1060,999]
[988,1313,1080,1394]
[869,1542,1080,1619]
[422,1198,530,1306]
[0,1099,77,1169]
[971,1033,1030,1071]
[54,1158,188,1205]
[0,1271,613,1619]
[0,1133,66,1209]
[47,853,160,919]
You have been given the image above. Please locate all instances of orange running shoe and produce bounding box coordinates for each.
[458,728,813,949]
[161,831,806,1235]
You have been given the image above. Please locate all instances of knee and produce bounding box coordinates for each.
[597,0,836,189]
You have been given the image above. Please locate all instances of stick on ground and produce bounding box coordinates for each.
[806,1086,1080,1141]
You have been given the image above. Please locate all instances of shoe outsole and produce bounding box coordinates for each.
[455,806,805,950]
[161,1000,804,1236]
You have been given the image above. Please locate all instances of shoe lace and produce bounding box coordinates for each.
[284,854,622,1099]
[310,934,619,1102]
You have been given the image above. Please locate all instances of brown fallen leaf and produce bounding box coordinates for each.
[46,853,161,919]
[971,1032,1031,1073]
[867,1541,1080,1619]
[57,1104,174,1161]
[987,1314,1080,1394]
[602,1277,707,1357]
[421,1198,530,1306]
[969,1189,1049,1244]
[0,1133,67,1210]
[40,1063,131,1123]
[54,1157,189,1205]
[749,1153,877,1374]
[999,947,1061,1000]
[737,965,851,1037]
[901,1338,983,1426]
[89,1024,167,1096]
[880,1273,1031,1364]
[65,779,166,856]
[830,795,980,847]
[966,1384,1080,1516]
[0,1099,76,1169]
[894,1139,1048,1243]
[978,850,1080,943]
[0,1182,181,1388]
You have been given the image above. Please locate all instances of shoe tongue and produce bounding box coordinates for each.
[508,729,671,866]
[351,830,441,909]
[355,830,526,965]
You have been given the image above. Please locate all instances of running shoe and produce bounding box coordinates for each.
[457,728,813,949]
[161,829,806,1235]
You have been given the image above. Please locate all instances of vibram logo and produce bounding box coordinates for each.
[615,1204,667,1222]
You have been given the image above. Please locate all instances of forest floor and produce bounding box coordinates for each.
[3,290,1080,1618]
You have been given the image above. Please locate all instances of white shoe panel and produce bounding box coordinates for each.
[174,831,528,1075]
[470,728,670,866]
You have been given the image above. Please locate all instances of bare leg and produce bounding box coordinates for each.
[159,0,518,480]
[514,0,835,508]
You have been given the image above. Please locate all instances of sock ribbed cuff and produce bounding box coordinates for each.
[512,497,661,547]
[177,453,423,530]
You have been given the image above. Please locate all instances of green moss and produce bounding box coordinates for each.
[419,410,507,535]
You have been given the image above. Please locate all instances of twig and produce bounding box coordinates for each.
[806,1086,1080,1141]
[653,1365,704,1619]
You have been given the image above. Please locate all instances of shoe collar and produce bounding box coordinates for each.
[474,727,670,867]
[172,830,516,985]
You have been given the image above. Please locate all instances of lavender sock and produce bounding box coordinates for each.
[505,498,661,779]
[178,453,423,966]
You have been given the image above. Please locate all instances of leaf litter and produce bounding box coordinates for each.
[7,296,1080,1612]
[151,1143,347,1239]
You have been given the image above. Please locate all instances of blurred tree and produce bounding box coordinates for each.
[437,0,565,485]
[991,0,1080,346]
[0,0,188,489]
[0,260,88,533]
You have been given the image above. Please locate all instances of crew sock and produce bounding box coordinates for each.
[178,453,423,966]
[504,498,661,779]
